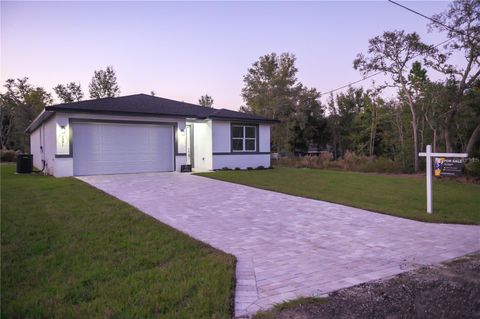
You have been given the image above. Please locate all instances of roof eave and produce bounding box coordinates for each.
[207,116,279,123]
[45,106,209,120]
[25,110,55,133]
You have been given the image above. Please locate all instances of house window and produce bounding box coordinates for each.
[232,125,257,152]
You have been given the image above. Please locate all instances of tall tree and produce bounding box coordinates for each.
[426,0,480,154]
[242,52,302,152]
[331,87,382,157]
[198,94,214,107]
[53,82,83,103]
[289,85,327,152]
[408,62,429,152]
[88,66,120,99]
[0,78,52,151]
[354,31,433,172]
[461,80,480,155]
[327,94,341,159]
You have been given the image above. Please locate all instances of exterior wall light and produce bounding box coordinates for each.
[60,125,66,147]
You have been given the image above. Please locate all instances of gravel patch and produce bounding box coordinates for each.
[254,253,480,319]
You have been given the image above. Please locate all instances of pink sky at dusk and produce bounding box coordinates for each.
[1,1,457,110]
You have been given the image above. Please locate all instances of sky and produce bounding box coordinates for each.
[1,1,456,110]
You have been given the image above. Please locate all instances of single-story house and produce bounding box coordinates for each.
[26,94,276,177]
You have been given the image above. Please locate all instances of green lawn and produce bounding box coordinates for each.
[198,167,480,224]
[1,164,235,319]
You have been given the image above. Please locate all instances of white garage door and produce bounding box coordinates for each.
[73,122,174,176]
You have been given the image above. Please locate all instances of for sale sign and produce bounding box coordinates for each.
[434,157,464,177]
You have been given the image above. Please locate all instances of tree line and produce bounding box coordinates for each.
[1,66,121,151]
[0,62,217,152]
[1,0,477,174]
[240,0,479,172]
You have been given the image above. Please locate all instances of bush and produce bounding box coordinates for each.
[234,167,241,171]
[274,152,404,174]
[465,159,480,180]
[256,166,265,170]
[246,167,253,170]
[359,157,404,174]
[1,150,17,162]
[220,167,231,171]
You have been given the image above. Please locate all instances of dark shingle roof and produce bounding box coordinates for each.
[27,94,276,132]
[45,94,276,122]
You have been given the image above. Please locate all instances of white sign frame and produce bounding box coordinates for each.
[419,145,468,214]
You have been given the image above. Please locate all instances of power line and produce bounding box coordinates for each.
[320,0,457,97]
[320,1,459,97]
[387,0,461,35]
[320,72,382,97]
[319,38,452,97]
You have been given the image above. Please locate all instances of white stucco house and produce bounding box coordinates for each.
[25,94,276,177]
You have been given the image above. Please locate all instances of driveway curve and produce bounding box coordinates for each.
[78,173,479,317]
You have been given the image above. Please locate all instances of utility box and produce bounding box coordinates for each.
[16,154,33,174]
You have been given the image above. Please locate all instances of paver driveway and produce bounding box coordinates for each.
[79,173,479,318]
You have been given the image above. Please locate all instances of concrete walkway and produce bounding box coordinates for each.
[78,173,479,318]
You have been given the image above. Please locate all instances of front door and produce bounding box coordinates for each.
[186,124,194,167]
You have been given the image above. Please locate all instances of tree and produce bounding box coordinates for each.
[88,66,120,99]
[326,94,341,159]
[329,87,382,157]
[354,31,434,172]
[198,94,214,107]
[426,0,480,154]
[420,81,452,152]
[408,62,430,152]
[242,52,307,152]
[0,78,52,151]
[461,80,480,155]
[288,85,327,152]
[53,82,83,103]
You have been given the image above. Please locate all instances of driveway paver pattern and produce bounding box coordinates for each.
[78,173,480,317]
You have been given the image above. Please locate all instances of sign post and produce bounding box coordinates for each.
[419,145,467,214]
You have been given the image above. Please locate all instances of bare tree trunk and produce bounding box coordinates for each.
[444,101,462,152]
[465,122,480,156]
[395,104,406,169]
[419,116,425,155]
[411,119,419,172]
[424,111,437,153]
[444,116,453,152]
[369,102,377,157]
[401,83,419,172]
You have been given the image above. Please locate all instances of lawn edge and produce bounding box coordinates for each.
[195,171,479,226]
[2,166,238,319]
[73,176,239,317]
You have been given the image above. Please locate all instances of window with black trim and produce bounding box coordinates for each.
[232,125,257,152]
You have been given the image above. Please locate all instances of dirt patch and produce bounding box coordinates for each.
[254,253,480,319]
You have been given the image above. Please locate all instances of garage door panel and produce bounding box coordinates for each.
[73,122,173,175]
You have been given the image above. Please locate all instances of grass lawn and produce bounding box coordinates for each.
[197,167,480,224]
[1,164,235,319]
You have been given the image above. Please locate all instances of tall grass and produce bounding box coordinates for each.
[274,152,404,174]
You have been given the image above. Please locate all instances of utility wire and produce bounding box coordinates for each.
[319,38,451,97]
[387,0,461,35]
[320,72,383,97]
[320,1,459,97]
